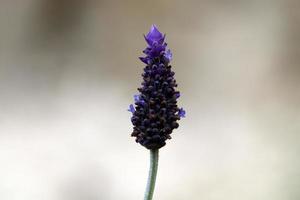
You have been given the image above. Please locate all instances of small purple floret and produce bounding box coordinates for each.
[130,25,185,149]
[134,94,140,102]
[134,94,146,106]
[178,108,186,118]
[128,104,135,113]
[164,49,172,62]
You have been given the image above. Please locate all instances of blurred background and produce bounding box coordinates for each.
[0,0,299,199]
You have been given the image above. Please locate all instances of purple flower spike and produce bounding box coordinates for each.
[128,104,135,114]
[129,25,185,149]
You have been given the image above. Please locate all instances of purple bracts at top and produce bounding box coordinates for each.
[144,25,165,46]
[129,25,185,149]
[139,25,172,64]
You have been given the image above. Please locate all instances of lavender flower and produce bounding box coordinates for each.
[129,25,185,149]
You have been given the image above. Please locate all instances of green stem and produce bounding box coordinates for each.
[144,149,159,200]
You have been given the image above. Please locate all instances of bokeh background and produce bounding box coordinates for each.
[0,0,299,199]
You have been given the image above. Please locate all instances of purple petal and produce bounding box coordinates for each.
[178,108,186,118]
[127,104,135,113]
[134,95,140,102]
[144,34,153,46]
[139,57,149,64]
[164,49,172,62]
[141,100,146,105]
[144,25,165,46]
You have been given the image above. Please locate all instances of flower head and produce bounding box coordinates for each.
[129,25,185,149]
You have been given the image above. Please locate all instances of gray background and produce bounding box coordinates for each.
[0,0,299,199]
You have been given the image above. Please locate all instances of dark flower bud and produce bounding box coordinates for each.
[128,25,185,149]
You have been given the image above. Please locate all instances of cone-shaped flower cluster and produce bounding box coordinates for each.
[129,25,185,149]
